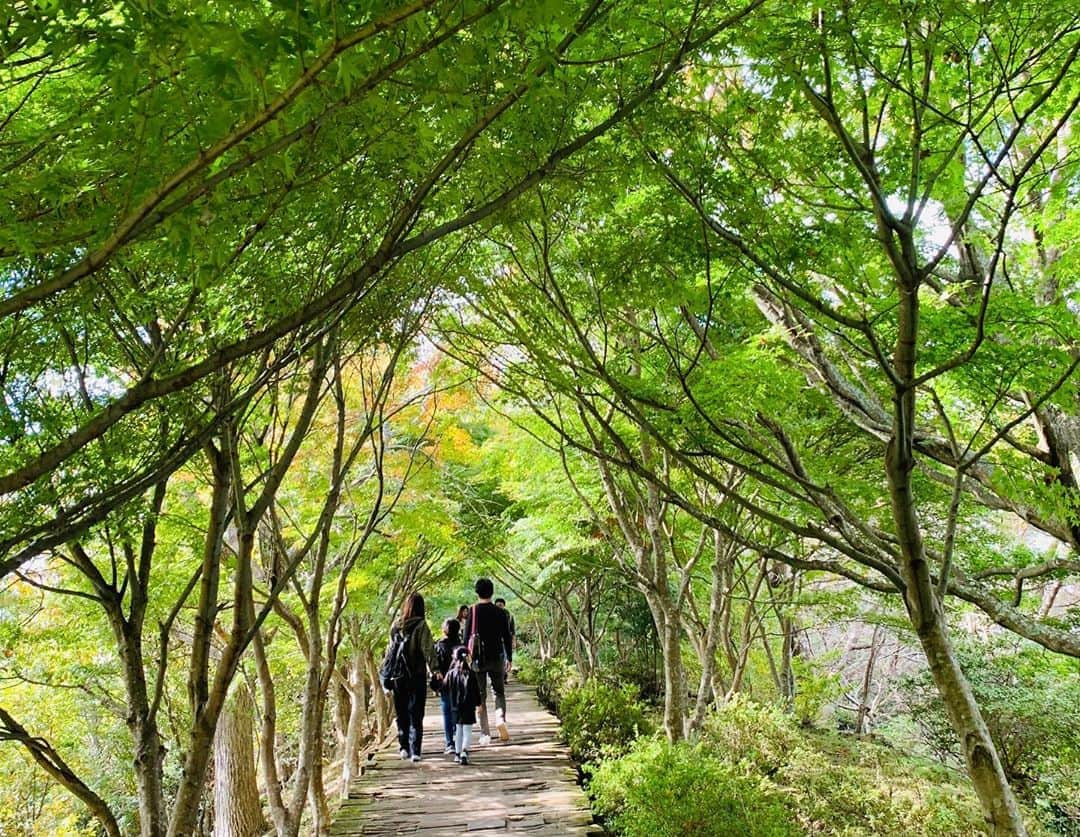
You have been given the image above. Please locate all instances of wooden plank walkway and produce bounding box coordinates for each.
[330,681,601,836]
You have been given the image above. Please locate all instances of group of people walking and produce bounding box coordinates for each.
[381,578,516,766]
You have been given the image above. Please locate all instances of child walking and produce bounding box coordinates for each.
[445,646,481,765]
[433,618,462,754]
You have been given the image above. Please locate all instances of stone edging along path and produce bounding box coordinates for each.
[330,680,601,836]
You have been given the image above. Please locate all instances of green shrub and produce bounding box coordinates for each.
[703,697,987,835]
[901,637,1080,834]
[904,642,1080,784]
[559,679,651,763]
[515,654,579,710]
[791,653,844,726]
[588,736,798,837]
[776,741,985,836]
[702,694,800,775]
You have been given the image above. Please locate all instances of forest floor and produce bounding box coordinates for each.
[331,680,600,836]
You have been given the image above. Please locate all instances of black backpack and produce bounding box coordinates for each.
[379,623,417,686]
[434,638,459,674]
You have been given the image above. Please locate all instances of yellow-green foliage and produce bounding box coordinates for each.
[589,698,995,837]
[589,737,798,837]
[704,698,987,836]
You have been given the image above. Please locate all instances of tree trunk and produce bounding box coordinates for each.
[643,588,686,742]
[659,607,687,742]
[364,649,392,740]
[854,626,881,734]
[887,277,1027,836]
[341,649,368,796]
[688,531,728,736]
[253,629,294,836]
[213,684,266,837]
[168,528,257,837]
[131,715,167,837]
[110,611,167,837]
[915,603,1026,834]
[332,675,350,756]
[778,614,796,706]
[284,639,322,837]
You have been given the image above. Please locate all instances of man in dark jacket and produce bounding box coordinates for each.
[461,578,513,743]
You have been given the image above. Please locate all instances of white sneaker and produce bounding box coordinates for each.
[478,734,491,746]
[444,744,455,754]
[410,754,421,763]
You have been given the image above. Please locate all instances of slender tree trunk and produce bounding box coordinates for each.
[727,568,767,699]
[1037,579,1062,618]
[213,684,266,837]
[306,673,332,837]
[284,637,322,837]
[308,740,331,837]
[660,608,687,742]
[341,649,368,795]
[915,603,1025,834]
[642,588,686,742]
[109,611,167,837]
[169,528,257,837]
[888,278,1026,835]
[364,650,392,739]
[253,630,294,836]
[332,675,350,756]
[717,557,737,692]
[583,578,601,675]
[131,715,167,837]
[778,614,796,706]
[854,626,882,734]
[689,531,727,736]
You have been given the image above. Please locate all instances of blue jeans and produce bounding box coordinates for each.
[439,691,454,748]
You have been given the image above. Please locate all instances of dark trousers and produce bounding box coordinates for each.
[476,658,506,736]
[392,675,427,757]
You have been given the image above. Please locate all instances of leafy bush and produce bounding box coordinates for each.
[588,736,797,837]
[904,642,1080,782]
[776,740,985,836]
[702,694,799,775]
[703,698,986,836]
[791,653,844,726]
[559,680,651,763]
[514,654,578,710]
[901,637,1080,833]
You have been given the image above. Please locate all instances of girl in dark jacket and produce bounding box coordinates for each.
[389,592,438,762]
[433,618,462,754]
[446,646,481,765]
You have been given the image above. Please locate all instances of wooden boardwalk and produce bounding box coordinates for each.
[330,681,600,836]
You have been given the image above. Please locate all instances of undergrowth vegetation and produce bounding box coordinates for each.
[520,656,1067,836]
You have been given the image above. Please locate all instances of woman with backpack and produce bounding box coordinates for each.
[384,592,439,763]
[433,618,463,754]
